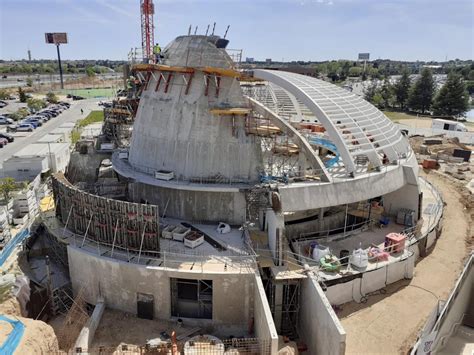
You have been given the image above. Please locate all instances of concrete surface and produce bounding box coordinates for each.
[128,36,263,183]
[67,244,256,335]
[299,275,346,355]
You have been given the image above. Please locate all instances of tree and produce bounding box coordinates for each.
[10,107,30,121]
[26,77,33,87]
[348,67,363,77]
[408,68,435,114]
[46,92,58,103]
[394,68,411,109]
[18,87,27,102]
[27,98,46,112]
[0,177,16,201]
[0,89,10,100]
[379,77,393,109]
[433,72,469,117]
[364,81,378,103]
[85,66,95,77]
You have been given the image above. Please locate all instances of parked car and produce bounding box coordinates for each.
[0,116,14,125]
[21,119,40,128]
[0,137,8,148]
[41,110,58,117]
[0,133,14,142]
[8,123,34,132]
[58,101,70,108]
[28,115,48,123]
[50,105,64,113]
[0,100,7,108]
[72,95,85,100]
[37,112,53,120]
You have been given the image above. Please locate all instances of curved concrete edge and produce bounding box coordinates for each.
[277,154,418,212]
[253,69,359,173]
[245,96,332,183]
[112,152,245,193]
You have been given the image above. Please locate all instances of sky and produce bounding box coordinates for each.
[0,0,473,62]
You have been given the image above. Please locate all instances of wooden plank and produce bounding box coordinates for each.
[209,108,251,116]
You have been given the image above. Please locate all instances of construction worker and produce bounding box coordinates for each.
[153,43,161,63]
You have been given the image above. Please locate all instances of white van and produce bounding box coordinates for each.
[432,119,467,132]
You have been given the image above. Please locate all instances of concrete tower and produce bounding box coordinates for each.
[128,35,262,181]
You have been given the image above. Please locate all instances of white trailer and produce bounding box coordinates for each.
[432,119,467,132]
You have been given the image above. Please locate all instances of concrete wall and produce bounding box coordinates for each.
[383,183,421,220]
[68,246,255,335]
[128,182,247,224]
[128,36,263,182]
[278,154,419,212]
[432,258,473,351]
[265,209,284,260]
[285,210,346,239]
[325,253,416,305]
[253,274,279,354]
[299,275,346,355]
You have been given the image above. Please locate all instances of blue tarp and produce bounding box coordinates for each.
[308,136,340,168]
[0,315,25,354]
[0,228,29,267]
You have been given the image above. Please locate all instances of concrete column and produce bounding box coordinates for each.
[318,207,325,231]
[274,282,284,332]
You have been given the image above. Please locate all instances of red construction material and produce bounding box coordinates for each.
[311,125,326,133]
[422,159,437,169]
[385,233,406,254]
[140,0,155,62]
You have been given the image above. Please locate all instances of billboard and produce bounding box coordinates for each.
[45,33,68,44]
[358,53,370,60]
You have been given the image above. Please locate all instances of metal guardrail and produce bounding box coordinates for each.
[58,225,258,274]
[114,148,414,187]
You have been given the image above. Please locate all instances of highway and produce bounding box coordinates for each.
[0,99,100,174]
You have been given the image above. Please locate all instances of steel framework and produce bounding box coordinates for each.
[140,0,154,62]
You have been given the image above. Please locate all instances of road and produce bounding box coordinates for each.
[0,99,100,172]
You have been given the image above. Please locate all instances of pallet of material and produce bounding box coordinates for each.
[162,225,177,239]
[184,232,205,249]
[172,226,191,241]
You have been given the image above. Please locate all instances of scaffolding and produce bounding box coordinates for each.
[52,173,161,254]
[56,286,90,351]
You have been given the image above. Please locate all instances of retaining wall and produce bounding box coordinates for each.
[299,275,346,355]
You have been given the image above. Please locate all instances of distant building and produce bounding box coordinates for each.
[265,58,272,64]
[245,57,255,63]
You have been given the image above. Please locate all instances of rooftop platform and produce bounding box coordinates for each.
[289,176,443,281]
[43,216,257,274]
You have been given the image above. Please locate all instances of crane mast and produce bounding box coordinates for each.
[140,0,154,62]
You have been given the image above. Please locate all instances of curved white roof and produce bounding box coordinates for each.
[253,69,410,174]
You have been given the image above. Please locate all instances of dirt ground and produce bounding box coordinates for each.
[339,171,472,355]
[0,296,59,354]
[393,117,474,132]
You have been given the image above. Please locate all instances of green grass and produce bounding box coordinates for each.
[70,130,81,144]
[383,110,419,122]
[59,88,117,99]
[77,110,104,128]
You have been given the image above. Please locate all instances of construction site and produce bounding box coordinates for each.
[0,1,473,355]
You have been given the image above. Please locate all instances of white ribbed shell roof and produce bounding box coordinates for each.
[253,69,410,173]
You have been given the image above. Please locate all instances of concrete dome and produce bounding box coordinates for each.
[127,36,262,182]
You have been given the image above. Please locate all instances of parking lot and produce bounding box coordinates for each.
[0,98,100,173]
